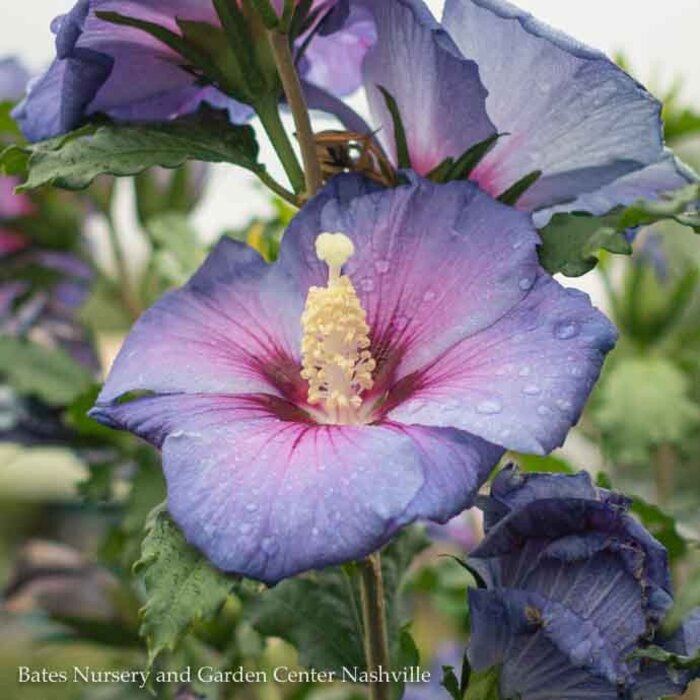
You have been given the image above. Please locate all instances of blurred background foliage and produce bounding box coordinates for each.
[1,60,700,700]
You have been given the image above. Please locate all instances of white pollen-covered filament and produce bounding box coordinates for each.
[300,233,376,424]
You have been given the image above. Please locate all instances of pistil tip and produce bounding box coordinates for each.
[315,232,355,269]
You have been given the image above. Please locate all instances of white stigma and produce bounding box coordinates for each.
[315,232,356,280]
[300,233,376,424]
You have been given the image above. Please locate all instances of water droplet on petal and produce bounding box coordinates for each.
[423,290,436,303]
[239,523,252,535]
[569,365,584,378]
[518,366,531,377]
[519,277,535,291]
[360,278,375,292]
[556,399,573,412]
[375,259,390,274]
[245,503,258,513]
[476,400,503,415]
[522,384,541,396]
[554,321,580,340]
[537,405,551,416]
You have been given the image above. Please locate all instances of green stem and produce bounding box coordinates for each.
[256,96,306,195]
[359,553,391,700]
[267,30,323,197]
[256,167,300,206]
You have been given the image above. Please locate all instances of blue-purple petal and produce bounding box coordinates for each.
[360,0,495,175]
[91,393,501,583]
[443,0,686,212]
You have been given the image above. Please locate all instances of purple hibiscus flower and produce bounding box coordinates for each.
[13,0,376,142]
[467,465,700,700]
[90,174,616,583]
[348,0,696,222]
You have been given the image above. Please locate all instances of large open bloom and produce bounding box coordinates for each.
[350,0,695,221]
[90,174,615,583]
[467,466,700,700]
[13,0,375,142]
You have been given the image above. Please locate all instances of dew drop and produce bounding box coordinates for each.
[245,503,258,513]
[423,290,437,303]
[518,366,531,377]
[518,277,535,291]
[522,384,541,396]
[476,399,503,415]
[556,399,573,412]
[554,321,580,340]
[537,405,551,416]
[569,365,584,378]
[375,259,390,274]
[239,523,252,535]
[360,278,375,292]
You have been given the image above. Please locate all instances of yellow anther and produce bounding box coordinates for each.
[300,233,375,424]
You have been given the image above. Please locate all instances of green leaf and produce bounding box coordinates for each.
[441,666,463,700]
[377,85,411,170]
[592,357,700,465]
[617,185,700,233]
[447,134,502,182]
[0,337,93,406]
[538,212,631,277]
[464,667,501,700]
[497,170,542,206]
[514,453,576,474]
[134,507,240,671]
[96,12,233,97]
[8,108,261,192]
[65,385,126,444]
[246,527,429,674]
[539,185,700,277]
[664,104,700,142]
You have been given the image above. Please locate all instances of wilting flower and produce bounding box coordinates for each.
[14,0,376,142]
[90,174,615,583]
[467,466,700,700]
[347,0,696,220]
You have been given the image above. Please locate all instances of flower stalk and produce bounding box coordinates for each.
[267,30,323,197]
[358,554,391,700]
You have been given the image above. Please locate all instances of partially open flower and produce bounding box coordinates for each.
[91,174,615,583]
[13,0,375,142]
[351,0,696,220]
[467,466,700,700]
